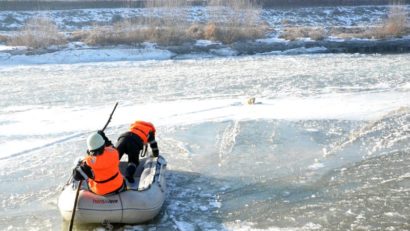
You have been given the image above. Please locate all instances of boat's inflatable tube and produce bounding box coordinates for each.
[58,156,167,224]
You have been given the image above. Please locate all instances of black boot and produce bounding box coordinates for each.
[125,163,137,183]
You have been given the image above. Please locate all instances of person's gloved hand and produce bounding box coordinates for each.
[73,166,85,181]
[153,150,159,157]
[73,162,94,181]
[97,130,112,146]
[73,157,83,167]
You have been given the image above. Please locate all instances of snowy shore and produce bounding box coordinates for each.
[1,36,410,66]
[0,0,408,11]
[0,4,409,65]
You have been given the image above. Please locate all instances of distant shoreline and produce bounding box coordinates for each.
[1,0,409,11]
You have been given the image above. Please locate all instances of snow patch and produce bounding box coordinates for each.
[209,200,221,208]
[210,47,238,56]
[401,83,410,89]
[0,45,174,65]
[263,46,328,55]
[0,45,25,51]
[256,37,288,43]
[195,40,221,47]
[173,220,195,231]
[307,162,325,170]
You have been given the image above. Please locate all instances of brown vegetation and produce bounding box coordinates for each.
[367,4,409,39]
[0,34,9,43]
[281,3,409,41]
[327,3,409,39]
[280,27,327,41]
[77,22,146,46]
[329,27,368,39]
[187,24,205,40]
[7,17,66,49]
[0,0,407,11]
[73,0,190,45]
[74,0,270,46]
[203,0,270,43]
[76,20,191,46]
[3,1,408,49]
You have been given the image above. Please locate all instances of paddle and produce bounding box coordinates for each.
[68,179,82,231]
[102,102,119,132]
[68,102,119,231]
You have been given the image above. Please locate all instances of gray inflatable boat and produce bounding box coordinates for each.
[58,155,167,224]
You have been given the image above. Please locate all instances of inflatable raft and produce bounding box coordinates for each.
[58,156,167,224]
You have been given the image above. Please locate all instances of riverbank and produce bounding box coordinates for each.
[0,3,409,62]
[1,0,410,11]
[1,36,410,66]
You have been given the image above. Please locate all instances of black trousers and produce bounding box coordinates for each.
[115,131,144,165]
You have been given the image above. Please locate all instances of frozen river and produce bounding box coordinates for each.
[0,53,410,230]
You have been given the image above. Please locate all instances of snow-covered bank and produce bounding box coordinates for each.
[0,0,401,11]
[0,43,174,65]
[1,37,410,65]
[0,4,409,63]
[0,5,405,31]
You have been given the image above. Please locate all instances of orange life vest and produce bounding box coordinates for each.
[84,146,123,195]
[129,121,156,144]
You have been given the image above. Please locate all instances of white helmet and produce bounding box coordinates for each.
[87,132,105,151]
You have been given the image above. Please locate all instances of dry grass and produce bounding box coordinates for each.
[3,1,409,49]
[79,21,268,46]
[280,27,327,41]
[79,21,146,45]
[367,4,408,39]
[3,0,270,47]
[205,0,270,43]
[329,27,368,39]
[187,24,204,40]
[286,3,409,41]
[75,0,191,45]
[143,0,192,44]
[77,20,190,46]
[75,0,270,46]
[204,23,220,41]
[0,34,9,43]
[329,3,409,39]
[7,17,66,49]
[204,23,268,44]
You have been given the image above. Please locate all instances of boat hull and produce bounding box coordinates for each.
[58,156,166,224]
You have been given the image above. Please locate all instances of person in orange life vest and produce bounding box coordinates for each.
[115,121,159,184]
[73,131,125,195]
